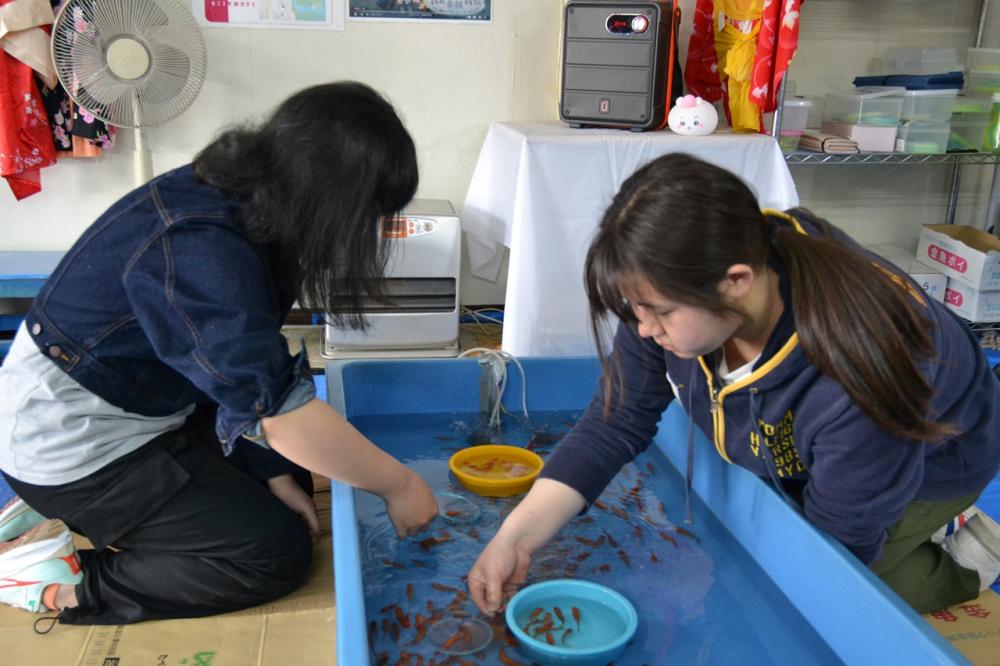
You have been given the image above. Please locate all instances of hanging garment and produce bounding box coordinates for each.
[685,0,764,132]
[39,84,115,156]
[686,0,802,133]
[0,51,55,199]
[0,0,57,200]
[38,1,115,157]
[751,0,803,115]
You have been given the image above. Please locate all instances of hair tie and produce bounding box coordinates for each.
[763,215,779,245]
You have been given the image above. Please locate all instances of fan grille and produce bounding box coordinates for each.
[52,0,207,128]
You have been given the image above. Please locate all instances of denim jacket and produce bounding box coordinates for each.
[24,165,314,476]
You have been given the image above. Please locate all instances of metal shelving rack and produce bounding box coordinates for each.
[771,0,1000,335]
[773,0,1000,235]
[784,151,1000,165]
[969,320,1000,333]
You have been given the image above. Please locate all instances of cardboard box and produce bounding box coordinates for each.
[916,225,1000,291]
[943,279,1000,322]
[924,589,1000,666]
[821,121,898,152]
[868,243,947,303]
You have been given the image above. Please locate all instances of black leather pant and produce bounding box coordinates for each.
[2,414,313,625]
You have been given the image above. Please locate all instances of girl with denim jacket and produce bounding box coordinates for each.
[0,82,439,624]
[467,154,1000,617]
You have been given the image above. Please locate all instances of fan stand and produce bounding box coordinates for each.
[131,97,152,185]
[106,36,153,185]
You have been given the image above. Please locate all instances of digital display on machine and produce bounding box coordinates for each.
[606,14,649,34]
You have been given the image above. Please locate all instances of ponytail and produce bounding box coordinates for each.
[770,210,954,442]
[585,154,953,443]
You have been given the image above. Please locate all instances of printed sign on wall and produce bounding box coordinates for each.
[348,0,491,22]
[196,1,345,30]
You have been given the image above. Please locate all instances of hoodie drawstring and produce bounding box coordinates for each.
[683,365,698,524]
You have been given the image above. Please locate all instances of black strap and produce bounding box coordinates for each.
[33,612,61,635]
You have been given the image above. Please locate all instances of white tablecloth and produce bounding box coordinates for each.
[461,121,799,357]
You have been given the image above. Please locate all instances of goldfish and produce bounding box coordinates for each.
[659,531,679,548]
[675,525,699,542]
[431,583,462,594]
[498,647,526,666]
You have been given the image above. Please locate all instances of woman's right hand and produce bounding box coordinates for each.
[466,478,587,615]
[383,468,438,539]
[468,532,532,616]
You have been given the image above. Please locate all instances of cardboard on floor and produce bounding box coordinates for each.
[0,485,335,666]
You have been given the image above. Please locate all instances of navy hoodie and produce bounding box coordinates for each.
[540,209,1000,566]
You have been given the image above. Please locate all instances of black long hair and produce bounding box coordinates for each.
[585,153,953,443]
[193,81,418,329]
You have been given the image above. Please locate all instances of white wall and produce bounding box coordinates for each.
[0,1,562,304]
[2,0,999,303]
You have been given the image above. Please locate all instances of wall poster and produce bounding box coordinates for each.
[196,1,345,30]
[348,1,491,22]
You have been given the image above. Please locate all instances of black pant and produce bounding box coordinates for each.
[2,417,313,625]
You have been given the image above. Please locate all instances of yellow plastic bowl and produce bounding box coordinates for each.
[448,445,544,497]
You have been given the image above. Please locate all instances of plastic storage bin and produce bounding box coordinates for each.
[776,97,813,152]
[965,71,1000,97]
[899,89,958,122]
[803,95,825,128]
[885,47,959,75]
[967,47,1000,73]
[896,121,951,153]
[949,114,989,151]
[950,97,993,152]
[824,87,905,126]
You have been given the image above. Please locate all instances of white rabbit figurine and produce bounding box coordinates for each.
[667,95,719,136]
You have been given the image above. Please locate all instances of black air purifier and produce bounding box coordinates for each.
[560,0,683,131]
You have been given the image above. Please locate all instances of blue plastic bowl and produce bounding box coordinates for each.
[505,579,638,666]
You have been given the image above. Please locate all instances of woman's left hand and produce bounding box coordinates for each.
[267,474,320,537]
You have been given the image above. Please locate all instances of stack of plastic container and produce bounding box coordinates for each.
[953,48,1000,152]
[896,88,956,153]
[886,48,958,154]
[823,47,961,153]
[965,48,1000,97]
[821,87,905,151]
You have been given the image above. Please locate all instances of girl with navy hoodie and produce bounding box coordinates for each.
[467,154,1000,615]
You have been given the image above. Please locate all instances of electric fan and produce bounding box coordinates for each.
[51,0,207,185]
